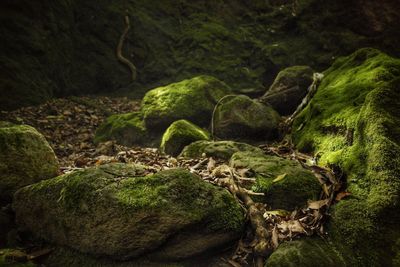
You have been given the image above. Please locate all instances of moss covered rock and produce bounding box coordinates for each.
[230,151,320,210]
[0,122,59,203]
[180,140,263,160]
[265,238,345,267]
[292,48,400,266]
[94,112,158,147]
[160,120,209,157]
[141,76,231,131]
[213,95,280,141]
[13,163,244,260]
[259,66,314,115]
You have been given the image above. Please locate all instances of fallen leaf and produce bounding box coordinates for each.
[335,191,351,201]
[272,173,287,183]
[307,199,329,210]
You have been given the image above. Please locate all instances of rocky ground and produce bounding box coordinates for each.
[0,48,399,267]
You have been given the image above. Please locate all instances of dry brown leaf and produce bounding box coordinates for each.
[307,199,329,210]
[271,226,279,249]
[335,191,351,201]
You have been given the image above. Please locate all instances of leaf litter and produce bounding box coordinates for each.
[0,96,351,266]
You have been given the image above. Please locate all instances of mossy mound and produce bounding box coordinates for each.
[0,122,59,203]
[141,75,231,131]
[230,151,320,210]
[179,140,263,160]
[292,48,400,266]
[259,66,314,115]
[13,163,244,260]
[160,120,210,157]
[0,249,36,267]
[94,112,158,147]
[213,95,281,141]
[265,238,346,267]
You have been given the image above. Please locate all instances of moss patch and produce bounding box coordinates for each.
[292,48,400,265]
[160,120,210,157]
[13,164,244,260]
[179,140,263,160]
[0,122,59,203]
[214,95,280,141]
[94,112,158,147]
[230,151,320,210]
[141,75,231,131]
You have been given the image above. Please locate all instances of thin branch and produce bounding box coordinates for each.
[117,12,137,81]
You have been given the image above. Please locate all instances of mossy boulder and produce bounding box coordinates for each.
[0,122,59,203]
[0,249,37,267]
[292,48,400,266]
[259,66,314,115]
[160,120,210,157]
[94,112,158,147]
[265,238,346,267]
[230,151,320,210]
[180,140,263,160]
[13,163,245,260]
[213,95,280,141]
[141,76,231,131]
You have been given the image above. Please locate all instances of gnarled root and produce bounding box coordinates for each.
[117,13,137,81]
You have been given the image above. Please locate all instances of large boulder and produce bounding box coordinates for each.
[94,112,158,147]
[213,95,280,141]
[0,122,59,203]
[160,120,210,157]
[265,238,346,267]
[180,140,263,160]
[13,163,245,260]
[141,75,231,131]
[292,48,400,266]
[230,151,320,210]
[259,66,314,115]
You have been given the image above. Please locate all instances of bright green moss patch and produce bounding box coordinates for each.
[292,48,400,265]
[230,151,320,210]
[179,140,263,160]
[94,112,158,147]
[160,120,210,157]
[141,75,231,130]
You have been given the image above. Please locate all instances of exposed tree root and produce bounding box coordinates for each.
[285,72,324,130]
[216,166,272,267]
[117,12,137,82]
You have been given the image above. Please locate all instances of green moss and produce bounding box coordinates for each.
[0,123,59,203]
[94,112,159,147]
[13,164,244,259]
[160,120,210,157]
[265,238,346,267]
[179,140,263,160]
[292,48,400,265]
[230,151,320,210]
[214,95,280,141]
[141,75,231,130]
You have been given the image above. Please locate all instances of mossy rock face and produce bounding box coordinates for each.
[0,122,59,203]
[0,249,37,267]
[141,76,231,131]
[259,66,314,115]
[213,95,281,141]
[94,112,159,147]
[160,120,210,157]
[265,238,346,267]
[292,48,400,266]
[230,151,320,210]
[179,140,263,160]
[13,163,244,260]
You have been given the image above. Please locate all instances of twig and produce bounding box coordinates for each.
[210,95,238,140]
[117,12,137,81]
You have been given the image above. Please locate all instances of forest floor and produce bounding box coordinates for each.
[0,96,348,266]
